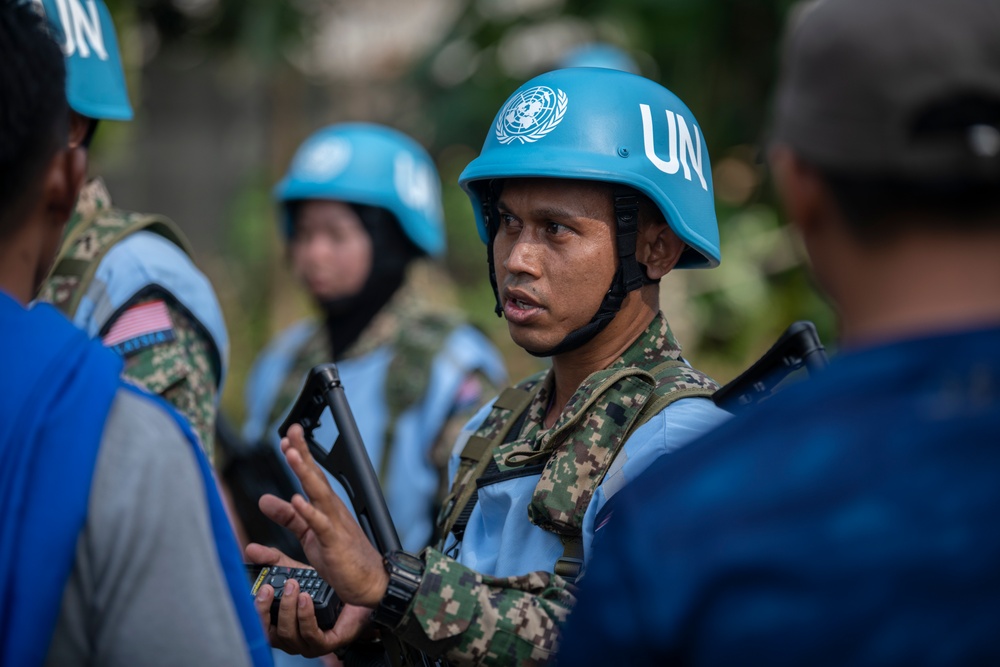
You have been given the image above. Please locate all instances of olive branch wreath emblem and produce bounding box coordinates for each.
[495,87,569,145]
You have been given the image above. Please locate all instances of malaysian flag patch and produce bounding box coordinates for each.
[102,299,176,357]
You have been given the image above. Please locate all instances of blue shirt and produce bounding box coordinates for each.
[562,325,1000,666]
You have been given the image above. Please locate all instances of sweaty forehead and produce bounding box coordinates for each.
[497,178,614,222]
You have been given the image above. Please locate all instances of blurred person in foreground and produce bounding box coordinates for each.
[241,122,507,556]
[247,67,730,665]
[0,3,269,665]
[560,0,1000,664]
[33,0,229,458]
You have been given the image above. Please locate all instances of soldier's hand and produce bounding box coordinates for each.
[258,424,389,609]
[245,543,309,635]
[244,542,308,570]
[254,576,372,658]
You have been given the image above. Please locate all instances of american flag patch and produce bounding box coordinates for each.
[102,299,176,357]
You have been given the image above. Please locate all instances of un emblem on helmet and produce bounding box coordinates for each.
[495,86,569,145]
[293,137,352,182]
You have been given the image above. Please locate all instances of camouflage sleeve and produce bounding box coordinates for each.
[115,293,220,461]
[393,548,577,666]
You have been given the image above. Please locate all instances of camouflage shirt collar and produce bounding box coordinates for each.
[63,177,113,240]
[610,311,682,371]
[520,311,682,442]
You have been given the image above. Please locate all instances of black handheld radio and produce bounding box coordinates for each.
[247,564,340,631]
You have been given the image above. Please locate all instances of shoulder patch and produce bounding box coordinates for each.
[453,375,485,413]
[102,299,176,357]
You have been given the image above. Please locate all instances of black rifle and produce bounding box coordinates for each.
[712,320,829,411]
[279,363,435,667]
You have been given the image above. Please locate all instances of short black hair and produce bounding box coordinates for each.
[0,0,68,239]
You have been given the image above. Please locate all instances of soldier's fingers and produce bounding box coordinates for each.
[294,594,338,658]
[284,425,346,508]
[286,423,308,449]
[282,441,351,523]
[290,493,340,546]
[245,543,309,570]
[282,424,318,467]
[245,543,285,568]
[258,493,311,540]
[254,583,274,635]
[274,579,304,645]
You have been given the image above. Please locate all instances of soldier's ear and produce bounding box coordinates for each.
[67,111,93,151]
[44,145,87,227]
[639,220,685,281]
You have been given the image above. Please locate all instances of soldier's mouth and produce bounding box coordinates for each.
[503,294,544,324]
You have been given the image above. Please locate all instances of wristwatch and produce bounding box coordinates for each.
[372,550,425,629]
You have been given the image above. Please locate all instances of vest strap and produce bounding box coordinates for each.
[46,212,192,318]
[440,384,539,542]
[459,435,493,464]
[379,313,461,481]
[554,535,585,584]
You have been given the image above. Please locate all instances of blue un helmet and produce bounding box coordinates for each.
[34,0,133,121]
[459,67,719,354]
[274,123,446,258]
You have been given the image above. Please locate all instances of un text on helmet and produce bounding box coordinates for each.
[640,104,708,191]
[32,0,108,61]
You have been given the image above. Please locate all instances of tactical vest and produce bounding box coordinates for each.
[261,312,465,480]
[438,358,718,582]
[41,207,192,320]
[386,312,474,465]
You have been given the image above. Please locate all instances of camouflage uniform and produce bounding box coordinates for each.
[392,313,723,666]
[36,178,226,458]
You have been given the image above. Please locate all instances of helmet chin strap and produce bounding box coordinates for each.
[483,184,657,358]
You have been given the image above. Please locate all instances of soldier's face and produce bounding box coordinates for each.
[493,178,617,355]
[290,200,373,301]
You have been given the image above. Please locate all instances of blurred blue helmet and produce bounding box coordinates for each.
[460,67,720,268]
[557,43,640,75]
[35,0,133,121]
[275,123,446,258]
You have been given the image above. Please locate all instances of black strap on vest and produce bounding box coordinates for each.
[440,384,541,543]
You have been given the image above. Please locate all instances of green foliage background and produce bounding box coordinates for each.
[96,0,836,419]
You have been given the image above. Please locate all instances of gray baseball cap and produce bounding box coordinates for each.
[770,0,1000,181]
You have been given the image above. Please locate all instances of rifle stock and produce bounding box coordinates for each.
[712,320,829,411]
